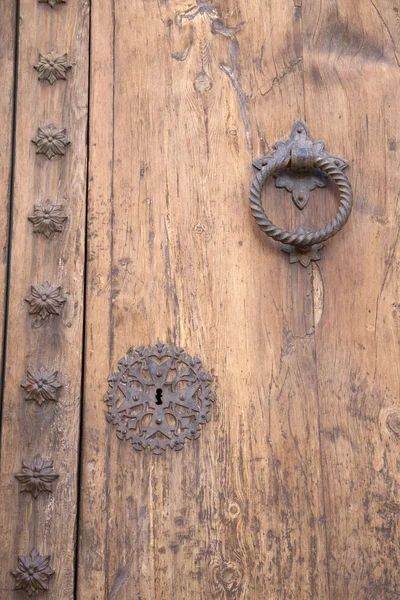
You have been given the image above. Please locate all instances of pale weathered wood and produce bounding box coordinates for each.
[78,1,335,598]
[4,0,399,597]
[0,0,89,597]
[303,1,400,598]
[0,2,16,399]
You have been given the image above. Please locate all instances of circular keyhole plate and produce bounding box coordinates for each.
[104,343,215,454]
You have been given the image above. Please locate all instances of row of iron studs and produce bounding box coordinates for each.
[11,0,71,595]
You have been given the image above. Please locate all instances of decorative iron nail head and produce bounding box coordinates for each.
[28,202,67,238]
[25,282,66,328]
[105,342,215,454]
[21,366,62,405]
[15,456,59,498]
[11,549,55,596]
[34,51,72,85]
[32,124,70,160]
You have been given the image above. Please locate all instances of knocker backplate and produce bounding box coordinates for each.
[104,343,215,454]
[253,120,348,210]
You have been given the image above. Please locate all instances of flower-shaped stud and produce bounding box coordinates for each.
[28,202,67,238]
[11,549,55,596]
[34,51,71,85]
[32,124,70,160]
[282,227,324,267]
[15,457,59,498]
[25,282,66,327]
[21,366,62,406]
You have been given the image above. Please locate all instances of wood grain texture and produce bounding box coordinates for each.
[0,0,394,598]
[303,1,400,598]
[0,1,16,400]
[0,0,89,597]
[79,0,329,598]
[79,0,400,595]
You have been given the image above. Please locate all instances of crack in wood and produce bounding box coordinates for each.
[258,57,303,97]
[172,3,250,149]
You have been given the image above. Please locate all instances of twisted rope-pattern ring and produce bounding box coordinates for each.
[249,155,353,248]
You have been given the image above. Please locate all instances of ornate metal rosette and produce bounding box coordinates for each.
[250,121,353,265]
[104,343,215,454]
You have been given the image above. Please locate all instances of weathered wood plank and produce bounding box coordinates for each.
[0,0,89,597]
[0,1,16,399]
[303,0,400,598]
[79,1,330,598]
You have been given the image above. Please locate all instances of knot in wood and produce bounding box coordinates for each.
[387,410,400,437]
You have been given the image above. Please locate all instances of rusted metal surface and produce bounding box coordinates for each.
[250,121,353,265]
[104,343,215,454]
[11,550,55,596]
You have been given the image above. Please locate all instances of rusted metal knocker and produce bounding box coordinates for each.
[249,121,353,267]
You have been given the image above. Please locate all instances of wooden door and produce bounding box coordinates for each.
[1,0,400,598]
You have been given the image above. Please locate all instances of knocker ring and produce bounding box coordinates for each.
[249,121,353,266]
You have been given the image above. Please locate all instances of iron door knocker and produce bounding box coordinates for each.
[249,121,353,267]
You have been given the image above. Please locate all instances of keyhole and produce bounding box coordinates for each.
[155,388,163,405]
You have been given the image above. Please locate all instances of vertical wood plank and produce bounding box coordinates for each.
[0,1,16,397]
[79,1,330,598]
[303,0,400,597]
[76,0,113,595]
[0,0,89,597]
